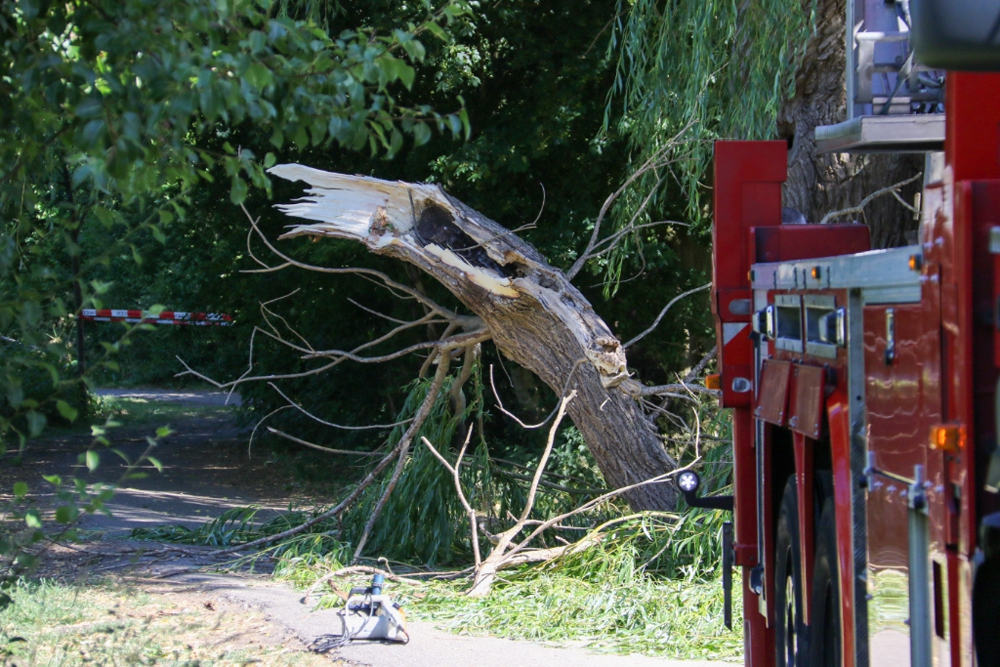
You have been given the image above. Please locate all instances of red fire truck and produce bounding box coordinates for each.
[686,1,1000,665]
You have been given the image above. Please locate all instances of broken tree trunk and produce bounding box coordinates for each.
[269,165,677,511]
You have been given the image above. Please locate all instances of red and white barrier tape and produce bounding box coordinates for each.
[80,309,233,326]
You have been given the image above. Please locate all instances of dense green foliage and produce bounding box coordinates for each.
[0,0,470,444]
[0,0,471,600]
[601,0,816,281]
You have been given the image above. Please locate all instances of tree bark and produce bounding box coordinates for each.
[778,0,923,248]
[269,165,677,512]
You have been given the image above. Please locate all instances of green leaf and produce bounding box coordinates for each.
[397,63,415,90]
[230,177,248,205]
[55,506,77,524]
[413,122,432,147]
[75,95,104,119]
[147,456,163,473]
[24,510,42,529]
[155,426,173,438]
[6,384,23,409]
[245,62,273,89]
[12,482,27,499]
[86,450,100,472]
[25,412,45,437]
[56,400,79,422]
[401,38,426,61]
[264,152,277,169]
[93,206,115,228]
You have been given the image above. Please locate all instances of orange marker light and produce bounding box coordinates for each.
[705,374,722,390]
[811,266,821,279]
[930,424,965,453]
[909,254,923,271]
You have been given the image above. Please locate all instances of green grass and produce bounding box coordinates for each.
[89,395,231,428]
[407,571,742,660]
[0,578,335,666]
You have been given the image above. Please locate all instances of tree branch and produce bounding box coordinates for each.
[818,173,923,225]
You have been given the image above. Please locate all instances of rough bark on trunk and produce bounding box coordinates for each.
[779,0,923,248]
[269,165,677,512]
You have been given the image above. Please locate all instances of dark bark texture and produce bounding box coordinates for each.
[778,0,923,248]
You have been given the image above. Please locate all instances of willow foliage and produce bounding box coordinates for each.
[602,0,817,283]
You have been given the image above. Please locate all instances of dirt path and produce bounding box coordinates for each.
[21,390,736,667]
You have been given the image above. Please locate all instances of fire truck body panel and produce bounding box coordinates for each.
[710,69,1000,667]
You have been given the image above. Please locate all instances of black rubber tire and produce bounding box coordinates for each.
[775,477,808,667]
[809,496,841,667]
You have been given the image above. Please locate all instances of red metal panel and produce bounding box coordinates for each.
[753,224,871,264]
[827,388,857,667]
[713,141,786,409]
[946,73,1000,183]
[788,364,825,440]
[733,407,773,667]
[712,141,786,292]
[755,359,792,426]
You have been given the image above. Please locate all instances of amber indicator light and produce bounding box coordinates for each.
[930,424,965,453]
[705,374,722,390]
[909,254,923,271]
[811,266,821,279]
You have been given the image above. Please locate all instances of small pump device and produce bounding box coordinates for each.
[311,574,410,653]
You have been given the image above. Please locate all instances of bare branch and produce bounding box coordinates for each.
[466,390,576,596]
[624,282,711,349]
[347,297,412,325]
[175,328,490,390]
[519,390,576,523]
[267,427,386,456]
[421,426,481,567]
[267,382,413,431]
[819,172,923,225]
[566,119,696,280]
[492,468,606,495]
[578,219,688,265]
[487,361,584,430]
[502,463,698,566]
[638,383,720,398]
[449,343,480,416]
[246,404,292,458]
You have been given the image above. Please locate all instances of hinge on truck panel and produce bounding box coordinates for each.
[818,307,848,348]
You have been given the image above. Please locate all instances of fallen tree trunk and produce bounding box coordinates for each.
[269,165,677,511]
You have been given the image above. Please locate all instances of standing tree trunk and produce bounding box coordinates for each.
[269,165,677,512]
[779,0,923,247]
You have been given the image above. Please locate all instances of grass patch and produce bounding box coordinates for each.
[407,571,742,661]
[0,577,338,666]
[89,394,230,428]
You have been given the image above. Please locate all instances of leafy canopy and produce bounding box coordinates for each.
[0,0,471,592]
